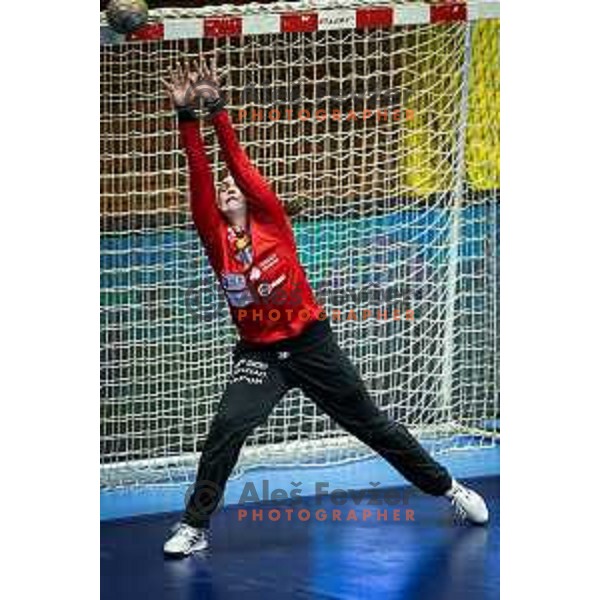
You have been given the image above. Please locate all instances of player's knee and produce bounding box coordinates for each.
[370,419,405,445]
[212,411,255,437]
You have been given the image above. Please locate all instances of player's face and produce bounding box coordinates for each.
[217,176,247,217]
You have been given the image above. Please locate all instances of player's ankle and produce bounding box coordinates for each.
[444,478,459,499]
[182,516,209,530]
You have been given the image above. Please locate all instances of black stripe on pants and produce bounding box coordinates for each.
[184,325,452,528]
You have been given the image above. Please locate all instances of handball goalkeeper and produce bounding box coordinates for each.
[161,56,489,557]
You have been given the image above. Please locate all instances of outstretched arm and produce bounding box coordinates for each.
[194,55,290,228]
[211,110,289,228]
[162,62,221,246]
[178,114,221,245]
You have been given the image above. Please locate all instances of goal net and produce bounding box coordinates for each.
[100,0,500,488]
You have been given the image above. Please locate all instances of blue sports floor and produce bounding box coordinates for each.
[101,473,499,600]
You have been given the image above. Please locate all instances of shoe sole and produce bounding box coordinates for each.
[164,543,209,558]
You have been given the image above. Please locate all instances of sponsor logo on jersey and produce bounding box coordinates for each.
[259,253,280,272]
[257,274,287,298]
[249,266,262,282]
[226,289,254,308]
[221,273,247,291]
[221,272,254,307]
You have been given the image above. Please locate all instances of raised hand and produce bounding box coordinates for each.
[195,54,222,102]
[162,61,195,108]
[162,54,223,108]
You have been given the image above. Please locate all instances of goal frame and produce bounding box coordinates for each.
[100,0,500,490]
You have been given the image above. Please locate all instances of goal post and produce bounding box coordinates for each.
[100,1,500,489]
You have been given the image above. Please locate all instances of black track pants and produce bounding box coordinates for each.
[184,321,452,528]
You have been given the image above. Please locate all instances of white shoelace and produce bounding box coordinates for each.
[451,495,467,521]
[175,523,203,542]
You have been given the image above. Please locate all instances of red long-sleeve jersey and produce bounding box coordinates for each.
[179,110,323,345]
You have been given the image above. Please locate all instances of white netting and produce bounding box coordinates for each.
[100,0,420,22]
[100,7,499,488]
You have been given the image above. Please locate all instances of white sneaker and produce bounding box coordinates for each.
[163,523,209,557]
[445,480,489,525]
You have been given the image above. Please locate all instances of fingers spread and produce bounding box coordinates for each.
[216,66,226,87]
[161,77,174,92]
[199,56,210,80]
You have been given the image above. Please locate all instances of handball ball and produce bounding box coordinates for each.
[106,0,149,34]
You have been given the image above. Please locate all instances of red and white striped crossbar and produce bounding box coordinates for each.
[101,1,499,45]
